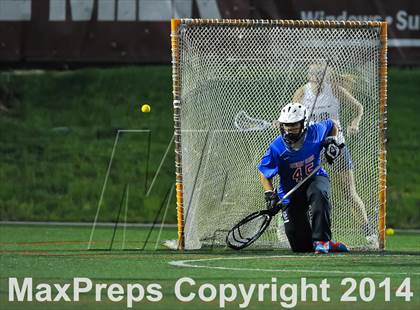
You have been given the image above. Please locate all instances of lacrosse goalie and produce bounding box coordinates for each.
[258,103,349,254]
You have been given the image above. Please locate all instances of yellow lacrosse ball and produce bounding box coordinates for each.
[386,228,394,236]
[141,104,151,113]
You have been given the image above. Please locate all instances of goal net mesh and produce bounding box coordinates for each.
[172,20,386,250]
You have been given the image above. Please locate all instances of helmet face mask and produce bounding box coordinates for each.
[278,103,308,145]
[280,121,305,144]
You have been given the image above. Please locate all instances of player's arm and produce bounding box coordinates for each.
[292,86,305,103]
[329,119,339,137]
[336,86,363,136]
[259,172,274,192]
[258,145,282,209]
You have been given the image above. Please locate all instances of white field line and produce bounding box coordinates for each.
[4,222,413,232]
[0,221,176,228]
[169,255,420,276]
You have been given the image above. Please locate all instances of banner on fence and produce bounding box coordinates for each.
[0,0,418,66]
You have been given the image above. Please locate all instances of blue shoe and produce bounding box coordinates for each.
[314,241,330,254]
[329,240,349,253]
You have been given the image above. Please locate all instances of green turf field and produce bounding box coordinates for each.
[1,224,419,309]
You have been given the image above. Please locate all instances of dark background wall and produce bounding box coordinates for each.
[0,0,419,67]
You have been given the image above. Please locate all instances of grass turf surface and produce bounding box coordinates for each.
[0,225,419,309]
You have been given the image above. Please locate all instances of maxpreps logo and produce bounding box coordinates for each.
[0,0,221,22]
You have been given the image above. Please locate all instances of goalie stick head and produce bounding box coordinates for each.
[278,103,307,144]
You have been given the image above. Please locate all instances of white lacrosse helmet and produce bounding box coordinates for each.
[278,103,307,144]
[278,103,307,124]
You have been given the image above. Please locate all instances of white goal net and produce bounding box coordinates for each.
[171,19,387,250]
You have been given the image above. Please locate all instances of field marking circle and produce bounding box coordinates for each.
[169,255,420,276]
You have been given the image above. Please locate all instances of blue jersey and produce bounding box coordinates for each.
[258,119,334,201]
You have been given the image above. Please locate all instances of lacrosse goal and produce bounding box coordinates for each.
[171,19,387,250]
